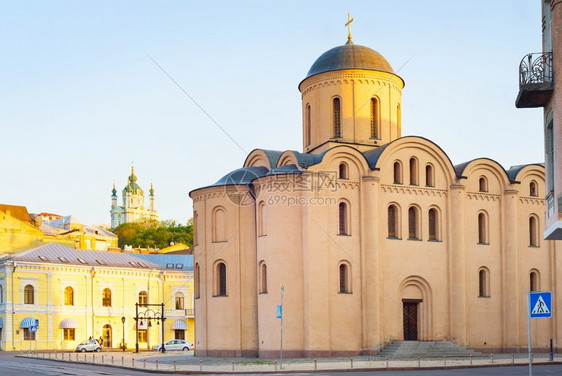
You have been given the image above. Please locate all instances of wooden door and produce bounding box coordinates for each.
[403,302,418,340]
[102,324,112,348]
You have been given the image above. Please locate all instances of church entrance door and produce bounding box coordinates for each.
[403,301,418,340]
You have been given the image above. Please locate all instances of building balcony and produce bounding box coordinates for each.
[516,52,553,108]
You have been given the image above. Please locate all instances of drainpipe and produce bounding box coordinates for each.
[90,268,96,338]
[161,272,165,345]
[11,262,17,350]
[147,271,152,349]
[247,184,258,354]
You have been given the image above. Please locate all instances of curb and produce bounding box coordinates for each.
[16,355,562,374]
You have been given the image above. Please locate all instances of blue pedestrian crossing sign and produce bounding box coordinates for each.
[29,326,37,333]
[529,292,552,318]
[276,305,282,319]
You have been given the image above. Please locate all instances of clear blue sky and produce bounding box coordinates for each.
[0,1,544,226]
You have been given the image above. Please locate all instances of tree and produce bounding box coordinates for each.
[113,219,193,249]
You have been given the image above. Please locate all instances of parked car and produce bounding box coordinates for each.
[153,339,193,352]
[75,339,101,352]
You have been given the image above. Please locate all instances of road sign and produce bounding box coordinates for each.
[276,305,282,319]
[29,326,37,333]
[529,292,552,318]
[34,319,39,327]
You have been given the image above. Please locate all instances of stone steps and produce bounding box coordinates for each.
[378,341,485,359]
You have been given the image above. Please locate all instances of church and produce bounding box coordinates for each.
[110,167,159,228]
[190,27,561,357]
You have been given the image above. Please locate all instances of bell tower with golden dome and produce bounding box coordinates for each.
[299,17,404,154]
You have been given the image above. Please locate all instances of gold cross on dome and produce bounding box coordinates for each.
[345,13,354,42]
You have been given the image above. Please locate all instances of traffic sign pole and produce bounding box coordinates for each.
[527,292,532,376]
[279,283,284,370]
[527,291,553,376]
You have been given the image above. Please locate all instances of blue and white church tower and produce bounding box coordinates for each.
[110,166,159,228]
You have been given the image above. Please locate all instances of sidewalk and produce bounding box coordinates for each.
[19,350,562,374]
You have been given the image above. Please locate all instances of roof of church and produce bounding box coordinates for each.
[211,166,269,188]
[506,163,544,182]
[123,166,144,195]
[304,42,395,81]
[267,164,303,175]
[363,143,393,170]
[454,158,542,183]
[288,150,327,168]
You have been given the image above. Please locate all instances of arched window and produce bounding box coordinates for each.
[425,164,434,187]
[478,212,488,244]
[194,263,200,299]
[339,262,351,293]
[393,161,402,184]
[530,181,538,197]
[64,286,74,306]
[193,211,198,246]
[478,268,490,297]
[397,103,401,134]
[215,262,227,296]
[24,284,34,304]
[259,262,268,294]
[306,104,311,146]
[258,201,266,236]
[479,177,488,192]
[408,206,421,239]
[339,162,348,179]
[409,158,418,185]
[138,291,148,307]
[428,208,438,241]
[530,270,540,292]
[529,216,539,246]
[338,201,349,235]
[370,97,379,138]
[102,288,111,307]
[175,292,184,310]
[212,207,227,242]
[333,97,341,138]
[388,205,398,238]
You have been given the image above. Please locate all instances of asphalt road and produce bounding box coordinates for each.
[0,352,164,376]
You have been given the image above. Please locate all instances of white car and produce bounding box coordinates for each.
[76,339,101,352]
[154,339,193,352]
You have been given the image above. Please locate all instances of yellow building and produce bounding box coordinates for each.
[0,205,43,254]
[0,243,193,351]
[41,215,119,251]
[190,33,561,357]
[0,205,119,254]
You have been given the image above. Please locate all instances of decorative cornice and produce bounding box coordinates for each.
[466,192,501,201]
[7,262,191,278]
[336,181,360,190]
[301,71,403,95]
[191,187,230,202]
[519,197,546,206]
[381,184,447,197]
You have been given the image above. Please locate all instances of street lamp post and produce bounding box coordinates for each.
[134,303,166,353]
[121,316,126,352]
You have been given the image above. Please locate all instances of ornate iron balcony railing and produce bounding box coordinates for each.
[519,52,553,86]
